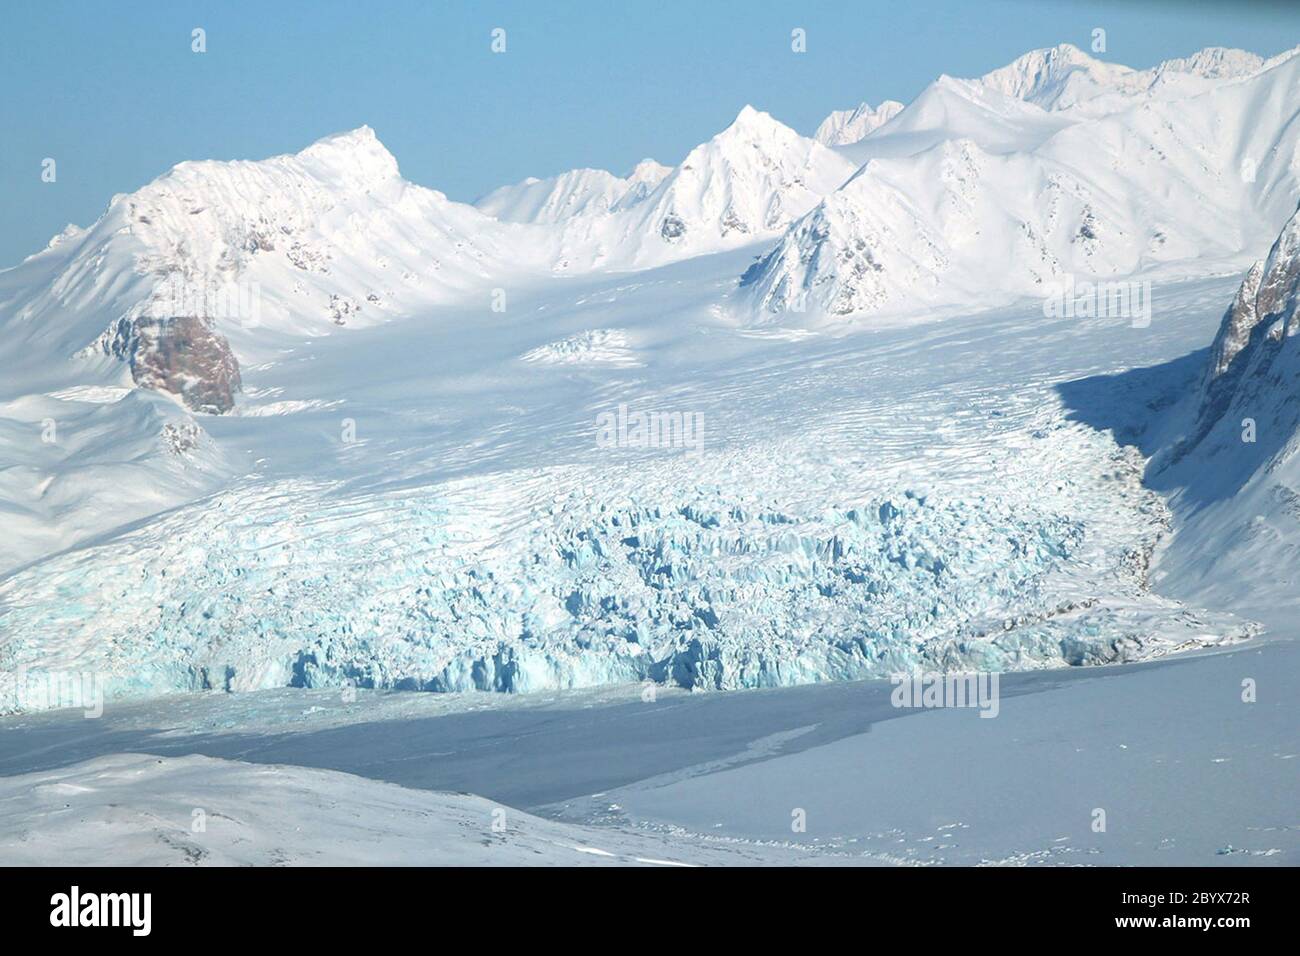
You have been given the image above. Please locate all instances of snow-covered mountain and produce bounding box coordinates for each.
[976,42,1268,113]
[477,107,854,270]
[0,128,563,566]
[0,126,563,415]
[475,159,671,224]
[3,127,546,358]
[546,106,857,269]
[740,46,1300,320]
[1117,203,1300,638]
[827,44,1287,170]
[1170,202,1300,498]
[835,74,1077,162]
[0,106,859,581]
[1193,206,1300,457]
[814,100,905,146]
[472,107,859,271]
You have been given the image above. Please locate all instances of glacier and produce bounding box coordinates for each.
[0,255,1261,711]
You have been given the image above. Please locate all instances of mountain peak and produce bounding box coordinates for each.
[1047,42,1091,61]
[973,41,1270,112]
[295,125,400,186]
[814,100,905,146]
[982,42,1120,85]
[726,104,782,133]
[317,123,377,143]
[975,42,1140,110]
[627,158,671,185]
[711,105,805,150]
[1156,46,1264,80]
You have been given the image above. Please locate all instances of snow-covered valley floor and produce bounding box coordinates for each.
[0,637,1294,866]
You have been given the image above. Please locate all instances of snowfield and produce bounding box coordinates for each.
[1,639,1294,865]
[1,39,1299,866]
[0,752,801,866]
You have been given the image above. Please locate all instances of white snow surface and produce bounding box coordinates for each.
[476,160,672,224]
[0,639,1293,866]
[746,47,1300,320]
[814,100,905,146]
[976,43,1270,113]
[0,752,803,866]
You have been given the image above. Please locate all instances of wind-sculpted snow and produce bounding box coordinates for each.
[814,100,904,146]
[476,160,671,224]
[974,43,1269,113]
[519,329,641,367]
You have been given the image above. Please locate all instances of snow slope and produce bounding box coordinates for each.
[828,44,1291,171]
[475,160,671,223]
[0,127,562,572]
[0,752,807,866]
[549,106,857,270]
[479,106,853,272]
[0,127,547,360]
[1,638,1293,866]
[977,43,1268,113]
[742,48,1300,320]
[814,100,905,146]
[1141,204,1300,630]
[476,107,854,272]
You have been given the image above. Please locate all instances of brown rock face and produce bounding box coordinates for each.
[129,316,241,414]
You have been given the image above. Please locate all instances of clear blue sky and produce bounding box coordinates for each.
[3,0,1299,268]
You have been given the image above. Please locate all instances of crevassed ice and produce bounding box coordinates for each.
[0,450,1253,713]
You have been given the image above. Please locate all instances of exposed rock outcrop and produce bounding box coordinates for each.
[97,314,241,414]
[1190,204,1300,452]
[130,316,241,414]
